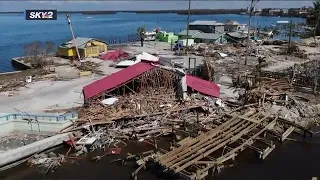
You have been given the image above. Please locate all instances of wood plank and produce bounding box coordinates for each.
[158,117,241,163]
[196,118,277,175]
[174,122,259,172]
[281,126,295,142]
[165,120,249,167]
[260,144,276,160]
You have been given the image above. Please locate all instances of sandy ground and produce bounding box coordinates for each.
[0,60,120,114]
[0,77,95,114]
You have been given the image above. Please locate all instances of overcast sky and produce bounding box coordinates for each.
[0,1,313,12]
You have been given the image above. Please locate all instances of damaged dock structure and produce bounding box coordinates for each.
[150,107,311,180]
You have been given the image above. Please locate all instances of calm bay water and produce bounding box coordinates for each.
[0,13,305,73]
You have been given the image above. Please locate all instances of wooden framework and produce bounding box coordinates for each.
[260,59,320,92]
[151,110,307,180]
[84,67,181,105]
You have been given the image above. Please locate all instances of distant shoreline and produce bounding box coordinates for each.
[0,9,308,18]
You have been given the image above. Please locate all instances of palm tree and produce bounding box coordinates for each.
[137,26,146,47]
[313,0,320,44]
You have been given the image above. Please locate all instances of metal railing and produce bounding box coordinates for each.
[0,112,78,122]
[105,34,140,45]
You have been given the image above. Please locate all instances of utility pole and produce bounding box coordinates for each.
[244,0,255,65]
[288,19,293,52]
[185,0,191,55]
[66,14,81,63]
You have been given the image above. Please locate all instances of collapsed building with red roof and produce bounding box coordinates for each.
[83,62,220,105]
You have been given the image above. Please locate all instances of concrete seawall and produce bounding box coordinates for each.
[0,133,69,167]
[11,57,32,70]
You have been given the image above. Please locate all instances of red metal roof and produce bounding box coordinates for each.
[186,74,220,98]
[83,62,155,100]
[100,49,129,61]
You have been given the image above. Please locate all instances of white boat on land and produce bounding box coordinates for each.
[144,31,157,41]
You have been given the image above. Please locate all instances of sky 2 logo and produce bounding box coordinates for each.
[25,10,57,20]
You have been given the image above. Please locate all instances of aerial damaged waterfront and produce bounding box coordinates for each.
[0,1,320,179]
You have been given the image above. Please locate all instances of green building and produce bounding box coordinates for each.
[156,32,179,44]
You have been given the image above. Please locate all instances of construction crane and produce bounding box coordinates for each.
[66,14,81,65]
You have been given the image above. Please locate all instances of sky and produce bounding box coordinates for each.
[0,1,313,12]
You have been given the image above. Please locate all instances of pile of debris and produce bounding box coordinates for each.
[190,43,245,57]
[77,61,103,75]
[0,70,49,93]
[278,43,308,59]
[28,152,66,174]
[0,79,26,92]
[234,76,320,126]
[78,89,215,124]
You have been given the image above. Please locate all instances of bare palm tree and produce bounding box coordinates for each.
[313,0,320,44]
[137,26,146,47]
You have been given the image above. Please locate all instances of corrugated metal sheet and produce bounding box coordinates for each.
[60,37,107,49]
[61,37,93,48]
[193,33,223,40]
[83,62,155,100]
[178,30,202,36]
[190,20,224,26]
[225,20,240,25]
[186,74,220,98]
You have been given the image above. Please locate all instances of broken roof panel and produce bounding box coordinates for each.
[100,49,129,61]
[136,52,159,62]
[226,32,248,39]
[186,74,220,98]
[83,62,155,100]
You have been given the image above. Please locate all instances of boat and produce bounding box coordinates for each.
[86,16,93,19]
[144,31,157,41]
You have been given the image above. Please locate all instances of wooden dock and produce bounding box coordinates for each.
[152,111,304,180]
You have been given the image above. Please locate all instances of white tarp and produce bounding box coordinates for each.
[136,52,159,62]
[116,60,138,67]
[116,52,159,67]
[218,53,228,58]
[101,97,119,106]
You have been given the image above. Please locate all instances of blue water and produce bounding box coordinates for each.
[0,13,305,72]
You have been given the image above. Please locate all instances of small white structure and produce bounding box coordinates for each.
[76,137,97,145]
[177,39,195,47]
[25,76,32,83]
